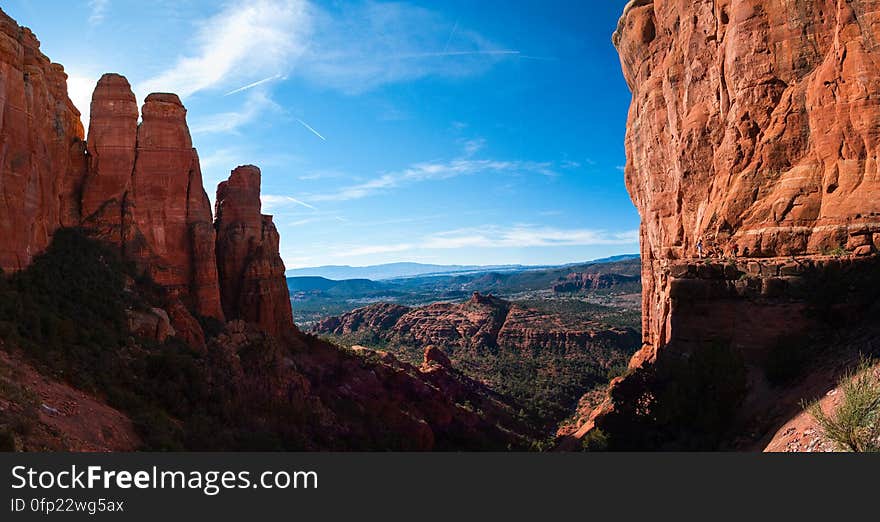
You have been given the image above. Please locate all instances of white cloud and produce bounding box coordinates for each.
[305,225,639,264]
[298,2,516,93]
[130,1,517,139]
[136,0,312,99]
[88,0,110,26]
[296,118,327,141]
[189,90,280,135]
[422,226,640,249]
[309,158,557,202]
[225,74,284,96]
[462,138,486,157]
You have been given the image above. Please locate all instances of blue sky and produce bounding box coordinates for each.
[6,0,637,268]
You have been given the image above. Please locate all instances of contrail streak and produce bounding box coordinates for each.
[443,20,459,53]
[296,118,327,141]
[286,197,317,210]
[224,74,282,96]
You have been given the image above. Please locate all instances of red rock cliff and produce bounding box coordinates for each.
[583,0,880,449]
[0,9,87,272]
[79,77,225,325]
[616,0,880,358]
[215,166,294,337]
[81,74,137,242]
[125,92,224,321]
[0,4,296,342]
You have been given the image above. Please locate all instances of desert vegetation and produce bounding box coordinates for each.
[809,358,880,452]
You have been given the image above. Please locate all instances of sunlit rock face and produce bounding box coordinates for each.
[582,0,880,449]
[616,0,880,356]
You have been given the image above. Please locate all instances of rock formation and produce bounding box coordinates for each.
[553,272,640,293]
[0,5,298,344]
[316,293,637,358]
[77,76,227,341]
[578,0,880,449]
[0,9,87,272]
[215,166,294,337]
[125,92,224,321]
[80,74,137,242]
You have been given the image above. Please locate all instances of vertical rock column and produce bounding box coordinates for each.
[125,92,224,320]
[81,73,138,242]
[215,165,294,337]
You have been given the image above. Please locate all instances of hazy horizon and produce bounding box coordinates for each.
[5,0,637,269]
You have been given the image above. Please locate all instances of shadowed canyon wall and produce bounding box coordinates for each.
[0,10,87,271]
[583,0,880,448]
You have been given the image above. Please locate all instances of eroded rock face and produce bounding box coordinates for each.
[215,166,294,337]
[584,0,880,449]
[615,0,880,357]
[0,8,87,272]
[124,93,224,320]
[81,74,137,241]
[553,272,640,293]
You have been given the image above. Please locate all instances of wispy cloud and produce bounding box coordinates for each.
[132,1,519,139]
[136,0,312,99]
[296,2,518,93]
[190,91,280,135]
[309,158,557,202]
[308,225,639,263]
[296,118,327,141]
[88,0,110,26]
[298,170,349,181]
[138,0,516,99]
[423,226,639,249]
[462,138,487,157]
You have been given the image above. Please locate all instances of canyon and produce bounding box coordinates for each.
[2,0,878,451]
[571,0,880,449]
[314,293,639,427]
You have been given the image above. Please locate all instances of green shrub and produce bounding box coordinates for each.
[808,358,880,452]
[822,245,848,257]
[581,429,609,452]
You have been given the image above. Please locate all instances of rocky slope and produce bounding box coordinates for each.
[0,347,140,451]
[576,0,880,449]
